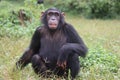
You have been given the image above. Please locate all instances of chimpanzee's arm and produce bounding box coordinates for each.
[57,24,88,68]
[64,23,88,57]
[16,27,41,69]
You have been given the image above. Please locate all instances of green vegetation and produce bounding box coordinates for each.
[49,0,120,19]
[0,0,44,38]
[0,0,120,80]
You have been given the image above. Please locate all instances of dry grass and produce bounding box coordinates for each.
[0,17,120,80]
[67,16,120,56]
[1,0,120,80]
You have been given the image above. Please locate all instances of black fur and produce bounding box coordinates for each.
[16,8,88,79]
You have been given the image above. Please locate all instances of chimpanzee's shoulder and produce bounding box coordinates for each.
[35,26,46,32]
[36,26,44,30]
[64,23,75,30]
[35,26,47,35]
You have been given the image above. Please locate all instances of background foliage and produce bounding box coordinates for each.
[0,0,44,38]
[0,0,120,80]
[47,0,120,19]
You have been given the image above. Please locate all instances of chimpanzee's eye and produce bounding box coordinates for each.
[47,12,60,17]
[54,12,60,17]
[47,12,53,16]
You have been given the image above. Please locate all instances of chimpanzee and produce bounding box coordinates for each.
[16,8,88,80]
[37,0,44,4]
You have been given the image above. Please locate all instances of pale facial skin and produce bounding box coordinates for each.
[47,10,60,29]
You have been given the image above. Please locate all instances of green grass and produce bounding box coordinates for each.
[66,15,120,56]
[0,18,120,80]
[0,0,120,80]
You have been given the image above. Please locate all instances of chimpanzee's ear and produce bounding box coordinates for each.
[61,12,65,17]
[41,12,45,17]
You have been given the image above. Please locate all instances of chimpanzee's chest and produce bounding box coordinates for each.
[39,31,67,63]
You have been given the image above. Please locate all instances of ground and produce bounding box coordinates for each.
[0,0,120,80]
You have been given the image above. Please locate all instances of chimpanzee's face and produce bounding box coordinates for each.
[47,10,60,29]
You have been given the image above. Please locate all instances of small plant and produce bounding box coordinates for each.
[80,44,119,72]
[0,0,45,38]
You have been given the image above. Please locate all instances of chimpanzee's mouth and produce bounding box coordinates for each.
[49,23,57,28]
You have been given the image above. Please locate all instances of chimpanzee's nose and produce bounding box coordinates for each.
[51,16,56,20]
[52,18,55,20]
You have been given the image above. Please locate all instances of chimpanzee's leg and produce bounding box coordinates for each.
[67,54,80,79]
[31,54,47,75]
[57,43,81,69]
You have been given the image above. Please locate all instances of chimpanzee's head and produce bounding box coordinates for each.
[41,8,65,30]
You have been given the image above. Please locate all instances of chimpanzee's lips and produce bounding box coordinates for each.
[49,23,57,26]
[49,23,57,28]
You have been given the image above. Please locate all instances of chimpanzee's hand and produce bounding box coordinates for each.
[57,53,68,69]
